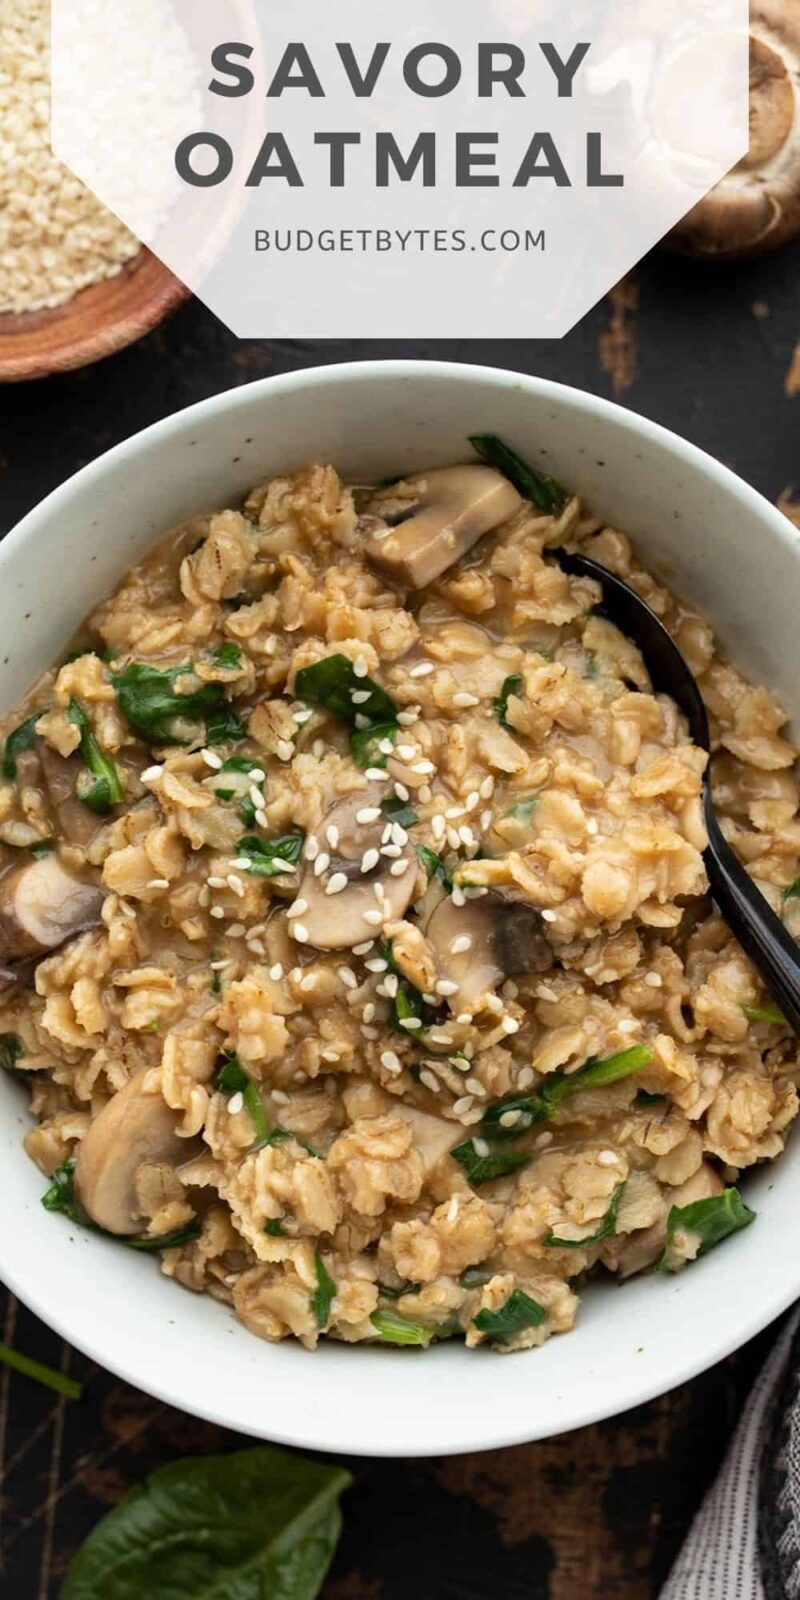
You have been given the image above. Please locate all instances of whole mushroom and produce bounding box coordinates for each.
[364,465,521,589]
[293,785,417,950]
[668,1,800,259]
[74,1068,193,1235]
[0,853,103,968]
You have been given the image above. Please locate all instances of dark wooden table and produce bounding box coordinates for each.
[1,242,799,1598]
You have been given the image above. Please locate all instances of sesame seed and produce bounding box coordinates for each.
[431,814,446,841]
[412,759,435,775]
[644,972,663,988]
[456,1012,472,1025]
[353,657,369,678]
[353,940,374,955]
[249,768,265,783]
[361,848,380,873]
[290,967,302,982]
[446,805,465,820]
[365,767,388,782]
[363,909,384,926]
[362,1025,380,1040]
[249,784,263,808]
[401,1017,423,1031]
[381,843,402,858]
[447,827,462,851]
[452,885,466,908]
[517,1066,535,1089]
[255,809,269,829]
[390,859,408,876]
[617,1019,638,1035]
[391,823,408,845]
[292,922,309,943]
[326,872,349,895]
[394,782,410,801]
[269,963,284,981]
[465,1077,486,1097]
[294,708,313,725]
[418,784,432,804]
[300,973,316,992]
[313,852,330,877]
[227,874,245,897]
[305,836,319,861]
[397,745,417,761]
[201,749,223,770]
[384,974,399,997]
[147,878,169,890]
[354,716,371,731]
[378,738,395,757]
[586,818,599,835]
[320,1050,340,1064]
[365,957,388,973]
[351,689,372,704]
[480,809,493,830]
[356,806,381,824]
[227,923,246,938]
[536,984,558,1002]
[373,882,385,902]
[410,661,434,678]
[501,1016,520,1035]
[598,1150,618,1166]
[287,898,308,916]
[458,825,476,848]
[499,1108,522,1128]
[272,1089,290,1103]
[231,857,253,870]
[338,967,357,988]
[473,1137,490,1158]
[381,824,393,844]
[276,739,294,762]
[485,993,503,1014]
[435,979,459,996]
[397,710,419,726]
[541,909,558,923]
[228,1092,244,1115]
[326,825,340,849]
[381,1049,401,1072]
[447,1195,460,1222]
[141,764,164,782]
[312,739,325,759]
[453,692,479,708]
[450,934,472,955]
[207,876,227,889]
[419,1069,440,1092]
[465,791,480,810]
[428,1030,454,1047]
[210,957,232,970]
[479,776,495,798]
[453,1095,474,1115]
[362,1002,376,1022]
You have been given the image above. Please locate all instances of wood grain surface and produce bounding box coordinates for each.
[1,237,799,1597]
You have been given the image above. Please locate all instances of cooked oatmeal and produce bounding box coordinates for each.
[1,440,798,1353]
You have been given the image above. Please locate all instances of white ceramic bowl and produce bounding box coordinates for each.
[2,361,799,1458]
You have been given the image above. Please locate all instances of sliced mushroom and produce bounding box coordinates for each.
[294,785,416,950]
[74,1068,191,1234]
[668,3,800,259]
[0,854,104,965]
[425,894,553,1011]
[39,744,106,848]
[364,466,522,589]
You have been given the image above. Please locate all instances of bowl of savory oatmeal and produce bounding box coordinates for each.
[1,361,799,1457]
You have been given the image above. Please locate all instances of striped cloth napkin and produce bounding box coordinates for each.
[662,1311,800,1599]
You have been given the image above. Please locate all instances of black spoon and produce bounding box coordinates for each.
[555,547,800,1036]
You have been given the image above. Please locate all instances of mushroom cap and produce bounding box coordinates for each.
[74,1068,190,1234]
[668,5,800,259]
[0,854,104,964]
[425,894,553,1012]
[294,785,417,950]
[364,465,522,589]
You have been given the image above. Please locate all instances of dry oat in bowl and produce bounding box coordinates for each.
[1,437,798,1354]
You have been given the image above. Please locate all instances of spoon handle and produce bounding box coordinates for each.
[703,792,800,1034]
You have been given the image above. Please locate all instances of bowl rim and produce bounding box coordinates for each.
[2,357,799,1456]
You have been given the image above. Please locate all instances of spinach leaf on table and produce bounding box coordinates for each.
[58,1446,351,1600]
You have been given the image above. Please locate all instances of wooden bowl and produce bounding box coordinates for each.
[0,248,190,383]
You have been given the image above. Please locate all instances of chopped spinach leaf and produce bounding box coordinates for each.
[237,831,304,877]
[219,756,264,774]
[311,1250,337,1329]
[42,1158,198,1253]
[0,1033,23,1074]
[415,843,452,890]
[635,1089,666,1108]
[451,1139,531,1187]
[493,673,523,728]
[211,641,243,670]
[214,786,237,803]
[2,712,42,780]
[370,1309,453,1347]
[112,662,242,747]
[783,877,800,902]
[29,840,55,858]
[743,1003,787,1025]
[658,1187,755,1273]
[473,1288,546,1342]
[59,1446,350,1600]
[543,1184,623,1250]
[0,1343,82,1401]
[381,795,418,830]
[351,721,398,770]
[469,433,566,515]
[504,796,537,822]
[127,1223,201,1253]
[295,654,396,726]
[68,699,124,812]
[264,1217,285,1237]
[481,1045,653,1140]
[215,1054,270,1150]
[376,1280,414,1301]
